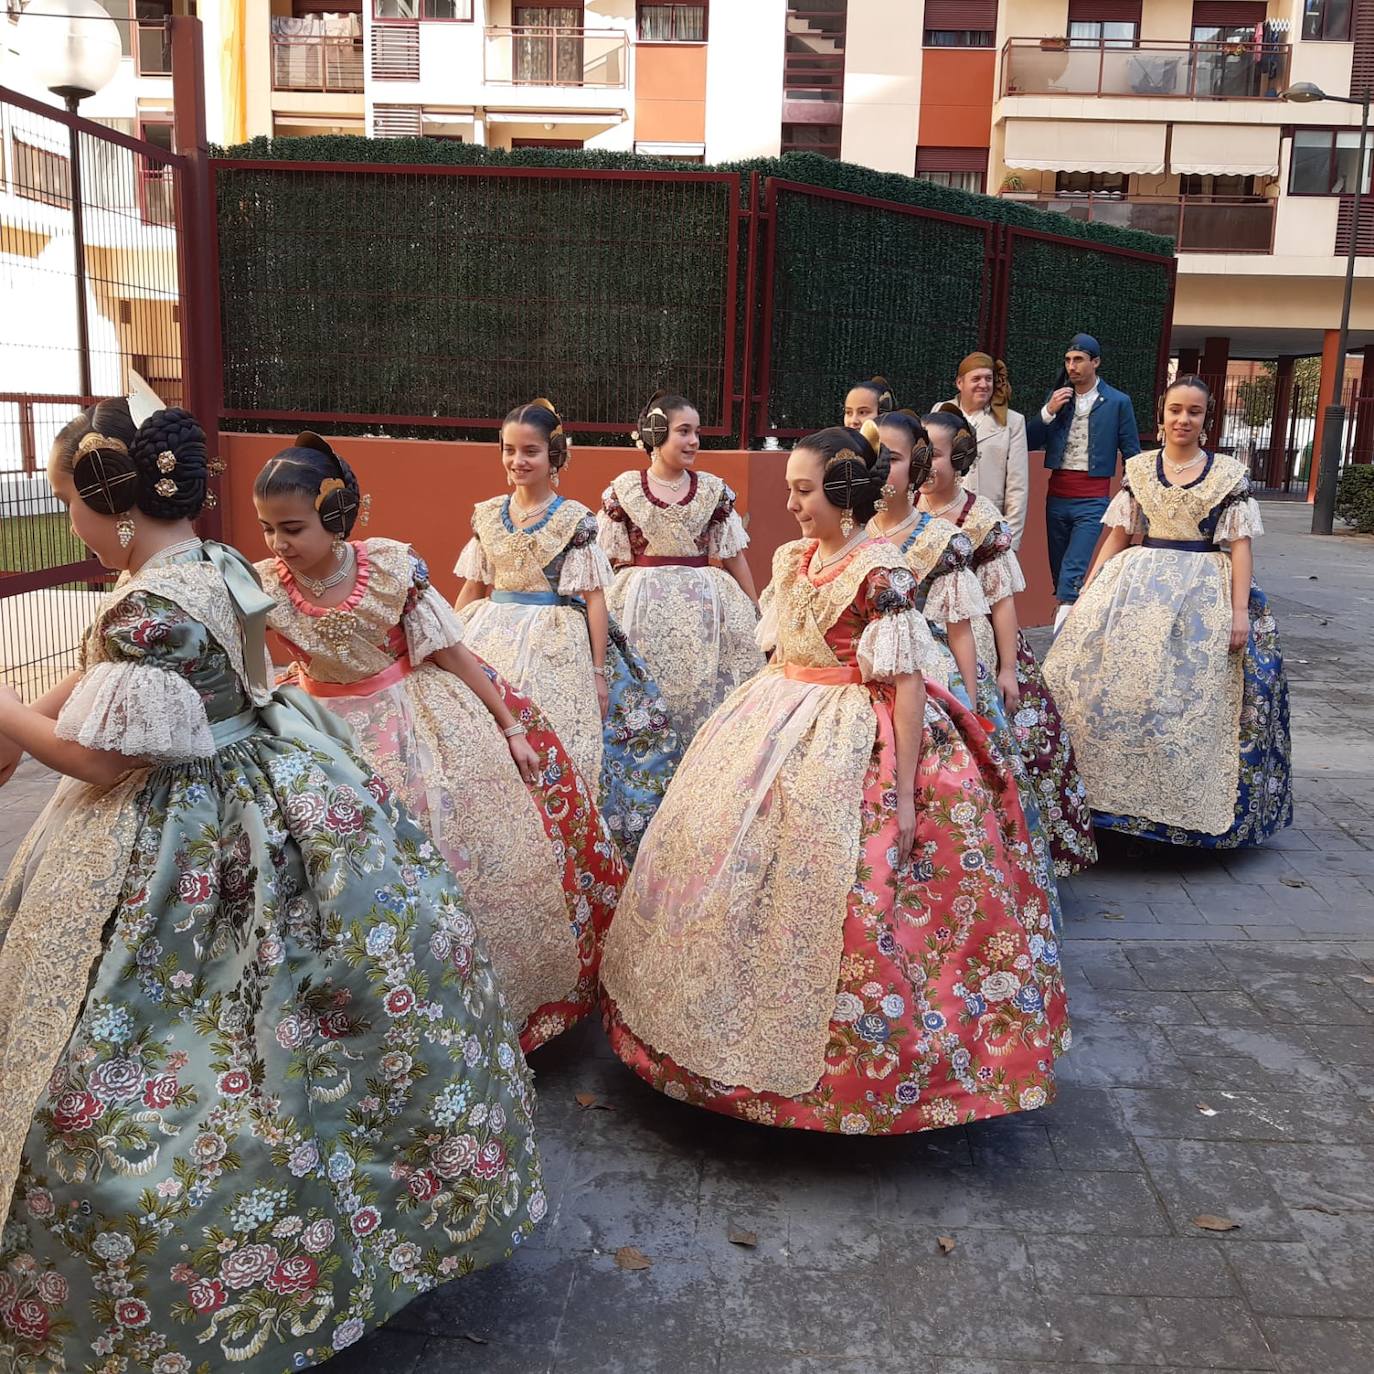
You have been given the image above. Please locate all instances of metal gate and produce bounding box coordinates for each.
[0,84,188,697]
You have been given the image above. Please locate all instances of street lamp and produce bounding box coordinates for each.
[1282,79,1371,535]
[15,0,122,399]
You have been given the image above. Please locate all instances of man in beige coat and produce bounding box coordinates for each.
[935,353,1029,549]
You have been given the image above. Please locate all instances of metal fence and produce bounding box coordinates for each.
[0,85,186,697]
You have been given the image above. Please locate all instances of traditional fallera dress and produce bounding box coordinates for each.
[952,490,1097,876]
[257,537,626,1052]
[601,538,1069,1135]
[598,470,764,747]
[455,495,681,863]
[893,512,1067,931]
[0,542,540,1374]
[1043,452,1293,847]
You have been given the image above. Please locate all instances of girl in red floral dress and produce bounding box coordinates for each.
[601,424,1069,1135]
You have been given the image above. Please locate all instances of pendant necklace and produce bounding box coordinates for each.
[872,507,917,541]
[812,528,868,573]
[648,466,688,493]
[511,494,554,526]
[297,542,354,598]
[919,491,965,521]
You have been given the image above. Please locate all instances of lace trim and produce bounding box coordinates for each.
[1125,451,1250,543]
[455,535,494,584]
[756,585,779,655]
[1214,497,1264,543]
[708,509,749,560]
[596,504,634,565]
[924,566,990,625]
[54,659,215,761]
[855,608,944,682]
[978,550,1027,604]
[471,496,593,594]
[1102,486,1142,534]
[558,539,615,595]
[405,583,466,662]
[609,470,723,559]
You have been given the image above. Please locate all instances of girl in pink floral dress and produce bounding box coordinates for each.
[601,424,1068,1135]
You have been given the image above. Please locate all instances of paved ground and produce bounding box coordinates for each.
[3,501,1374,1373]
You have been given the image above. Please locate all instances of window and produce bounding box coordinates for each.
[917,168,984,192]
[782,122,841,159]
[13,139,71,207]
[373,0,471,20]
[513,8,582,83]
[924,30,994,47]
[915,148,987,193]
[637,3,706,41]
[1180,173,1255,197]
[1290,129,1373,195]
[1055,171,1128,197]
[135,0,172,74]
[1068,20,1138,47]
[1302,0,1351,41]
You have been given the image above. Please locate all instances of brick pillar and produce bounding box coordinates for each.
[1310,328,1345,501]
[1200,336,1230,451]
[1266,355,1295,488]
[1178,347,1200,375]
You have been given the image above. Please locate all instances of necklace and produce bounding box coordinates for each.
[648,466,688,492]
[140,537,203,570]
[296,542,354,598]
[510,493,554,526]
[918,491,965,521]
[870,507,917,541]
[1163,451,1205,475]
[811,528,868,573]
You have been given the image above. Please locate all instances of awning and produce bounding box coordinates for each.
[1004,119,1167,174]
[1170,123,1280,177]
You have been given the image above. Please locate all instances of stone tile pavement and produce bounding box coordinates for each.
[2,501,1373,1372]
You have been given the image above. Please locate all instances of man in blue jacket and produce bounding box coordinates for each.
[1026,333,1141,629]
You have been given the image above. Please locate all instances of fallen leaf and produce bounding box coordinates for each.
[1358,975,1374,986]
[574,1093,614,1111]
[615,1246,653,1271]
[936,1235,957,1255]
[1099,910,1126,922]
[727,1228,758,1248]
[1196,1103,1218,1117]
[1192,1214,1240,1233]
[1295,1203,1343,1216]
[1279,877,1307,889]
[462,1333,489,1346]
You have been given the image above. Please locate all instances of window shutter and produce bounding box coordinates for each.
[916,147,989,172]
[925,0,997,32]
[1191,2,1266,26]
[1354,0,1374,96]
[370,23,420,81]
[372,103,422,137]
[1068,0,1142,22]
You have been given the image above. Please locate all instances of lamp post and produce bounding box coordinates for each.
[1282,79,1371,535]
[15,0,121,400]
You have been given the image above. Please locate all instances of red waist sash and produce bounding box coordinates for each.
[296,654,413,698]
[783,663,863,685]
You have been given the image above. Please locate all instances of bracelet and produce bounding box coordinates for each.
[502,724,526,739]
[591,666,608,678]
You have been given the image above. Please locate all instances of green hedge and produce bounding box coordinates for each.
[213,140,1174,445]
[1336,463,1374,533]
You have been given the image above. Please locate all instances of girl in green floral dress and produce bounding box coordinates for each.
[0,402,541,1373]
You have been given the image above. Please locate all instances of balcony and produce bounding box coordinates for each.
[1000,38,1289,100]
[271,35,364,93]
[483,27,628,88]
[1010,195,1276,253]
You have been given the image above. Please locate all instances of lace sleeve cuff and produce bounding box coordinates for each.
[55,660,215,762]
[454,536,492,583]
[558,540,615,595]
[1102,486,1142,535]
[755,588,778,654]
[924,567,990,625]
[978,549,1027,604]
[708,509,750,560]
[1214,497,1264,543]
[404,584,466,663]
[597,510,634,565]
[857,608,947,683]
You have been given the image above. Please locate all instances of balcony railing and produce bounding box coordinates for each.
[1009,195,1276,253]
[1000,38,1289,100]
[272,36,364,93]
[483,27,628,88]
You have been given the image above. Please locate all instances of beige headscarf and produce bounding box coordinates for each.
[957,352,1011,427]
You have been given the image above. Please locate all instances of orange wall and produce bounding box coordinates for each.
[917,50,996,147]
[219,432,1062,626]
[633,43,707,143]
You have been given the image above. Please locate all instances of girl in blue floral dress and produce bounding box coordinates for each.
[0,402,541,1374]
[454,399,681,863]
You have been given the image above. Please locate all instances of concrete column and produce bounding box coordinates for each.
[1310,328,1345,501]
[1178,347,1200,375]
[1355,342,1374,464]
[1266,355,1295,489]
[1200,336,1230,451]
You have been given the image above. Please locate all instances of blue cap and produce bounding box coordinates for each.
[1067,332,1101,359]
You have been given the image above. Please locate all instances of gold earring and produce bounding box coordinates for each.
[332,534,344,555]
[117,516,135,548]
[551,471,560,488]
[840,509,855,537]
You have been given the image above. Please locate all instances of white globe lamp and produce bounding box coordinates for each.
[17,0,122,109]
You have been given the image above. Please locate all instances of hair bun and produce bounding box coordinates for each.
[73,442,139,515]
[131,407,209,520]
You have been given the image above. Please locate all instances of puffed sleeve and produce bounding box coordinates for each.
[923,532,990,626]
[755,582,778,655]
[402,550,465,663]
[707,484,750,560]
[1213,479,1265,544]
[54,591,215,761]
[856,567,950,685]
[558,515,616,595]
[1102,482,1143,536]
[970,522,1026,605]
[597,485,634,566]
[454,534,493,583]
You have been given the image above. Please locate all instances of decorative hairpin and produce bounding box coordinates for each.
[77,431,128,459]
[315,477,346,510]
[208,458,226,477]
[156,450,176,473]
[359,492,372,526]
[154,477,178,497]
